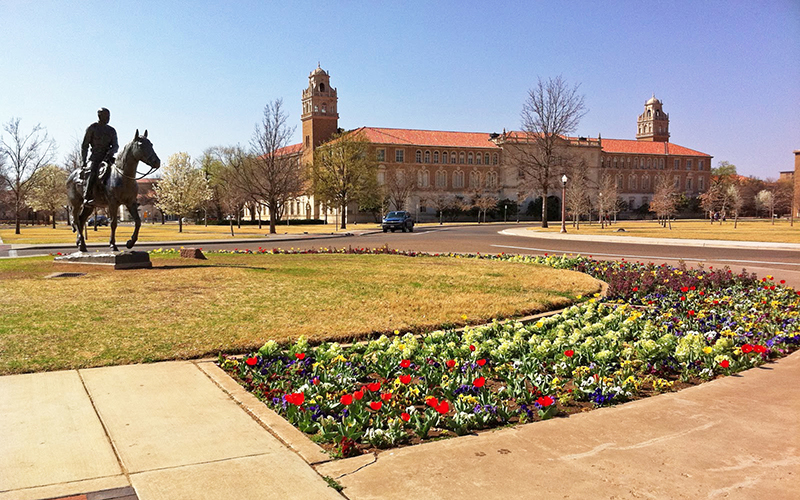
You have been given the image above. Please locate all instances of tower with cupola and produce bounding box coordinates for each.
[301,65,339,164]
[636,95,670,142]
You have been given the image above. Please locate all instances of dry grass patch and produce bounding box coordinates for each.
[0,221,353,245]
[0,253,600,374]
[528,218,800,243]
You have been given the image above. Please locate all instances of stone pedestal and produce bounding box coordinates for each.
[54,251,153,270]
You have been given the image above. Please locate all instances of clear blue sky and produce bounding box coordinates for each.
[2,0,798,179]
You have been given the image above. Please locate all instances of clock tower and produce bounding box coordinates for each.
[301,65,339,164]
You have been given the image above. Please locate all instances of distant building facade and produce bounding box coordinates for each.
[261,67,713,221]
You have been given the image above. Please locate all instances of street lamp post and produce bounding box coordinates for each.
[560,174,568,233]
[504,204,507,223]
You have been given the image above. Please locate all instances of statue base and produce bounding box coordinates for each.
[55,250,153,270]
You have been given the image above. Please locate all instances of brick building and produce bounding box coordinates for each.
[258,67,713,222]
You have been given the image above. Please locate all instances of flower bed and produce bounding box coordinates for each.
[218,251,800,457]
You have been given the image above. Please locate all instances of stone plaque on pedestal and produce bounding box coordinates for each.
[55,251,152,269]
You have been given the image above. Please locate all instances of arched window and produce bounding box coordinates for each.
[424,151,431,163]
[469,170,481,189]
[484,153,490,165]
[686,176,693,191]
[467,153,474,164]
[435,169,447,188]
[673,175,680,189]
[646,158,652,169]
[659,158,664,170]
[415,150,422,163]
[616,174,623,189]
[698,177,705,190]
[493,154,498,165]
[486,171,498,189]
[441,151,448,164]
[433,151,440,164]
[476,153,482,165]
[321,103,327,114]
[451,152,457,164]
[629,175,637,190]
[319,83,325,92]
[377,169,385,185]
[634,158,639,169]
[613,157,618,169]
[459,152,465,164]
[453,170,465,188]
[418,169,430,188]
[642,175,650,190]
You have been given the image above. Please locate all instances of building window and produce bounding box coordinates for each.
[486,171,498,189]
[673,176,681,189]
[469,170,480,189]
[613,157,618,169]
[674,159,680,170]
[698,177,705,191]
[629,175,637,190]
[415,150,422,163]
[459,152,465,164]
[698,160,704,171]
[476,153,482,165]
[484,153,490,165]
[305,135,310,147]
[377,169,385,185]
[433,151,439,164]
[686,176,693,191]
[435,169,447,188]
[634,157,639,169]
[451,152,457,164]
[687,159,693,170]
[377,149,385,161]
[616,174,624,189]
[441,151,448,164]
[643,175,650,190]
[468,152,474,164]
[395,149,404,163]
[646,158,652,169]
[418,169,430,188]
[493,154,498,165]
[453,170,464,188]
[424,151,431,163]
[659,158,665,170]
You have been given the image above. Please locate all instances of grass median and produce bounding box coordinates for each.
[0,252,601,374]
[529,218,799,243]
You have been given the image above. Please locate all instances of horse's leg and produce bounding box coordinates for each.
[76,204,93,252]
[126,202,141,249]
[109,204,119,252]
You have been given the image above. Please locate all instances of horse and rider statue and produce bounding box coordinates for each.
[66,108,161,253]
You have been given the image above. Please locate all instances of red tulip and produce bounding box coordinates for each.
[366,382,381,392]
[469,345,476,352]
[564,350,574,358]
[286,392,305,405]
[426,396,439,408]
[400,359,411,368]
[435,401,450,415]
[399,374,412,384]
[354,390,364,400]
[741,344,753,354]
[536,396,554,407]
[754,345,767,354]
[295,353,306,360]
[720,360,730,368]
[476,359,487,367]
[369,401,382,411]
[380,392,392,401]
[473,376,486,388]
[632,286,638,292]
[446,359,456,369]
[401,412,411,422]
[340,394,353,406]
[245,357,258,366]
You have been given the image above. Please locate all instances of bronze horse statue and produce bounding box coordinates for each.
[67,130,160,252]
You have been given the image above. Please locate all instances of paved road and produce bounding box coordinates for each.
[9,223,800,286]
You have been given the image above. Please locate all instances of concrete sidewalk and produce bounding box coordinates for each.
[318,350,800,500]
[0,361,341,500]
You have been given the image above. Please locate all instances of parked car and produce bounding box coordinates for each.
[381,211,414,232]
[87,215,109,226]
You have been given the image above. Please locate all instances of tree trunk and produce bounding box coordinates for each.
[269,201,277,234]
[340,202,347,230]
[51,213,56,229]
[229,219,234,236]
[541,196,549,228]
[179,217,183,233]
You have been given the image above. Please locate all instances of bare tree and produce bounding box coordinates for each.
[154,152,212,232]
[27,165,68,228]
[565,171,591,229]
[245,99,305,234]
[310,130,378,230]
[423,189,456,225]
[596,173,618,228]
[383,163,418,212]
[516,76,587,228]
[650,176,678,228]
[471,191,498,223]
[0,118,56,234]
[727,184,743,228]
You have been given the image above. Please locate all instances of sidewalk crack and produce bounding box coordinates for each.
[334,452,379,480]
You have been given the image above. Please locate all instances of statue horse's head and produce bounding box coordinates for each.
[130,129,161,171]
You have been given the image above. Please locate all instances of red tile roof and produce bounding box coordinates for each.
[275,143,303,156]
[351,127,500,149]
[601,138,711,157]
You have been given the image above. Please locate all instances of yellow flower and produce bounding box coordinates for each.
[703,346,713,354]
[394,329,400,335]
[461,314,468,320]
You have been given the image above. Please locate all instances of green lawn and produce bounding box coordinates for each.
[0,252,601,374]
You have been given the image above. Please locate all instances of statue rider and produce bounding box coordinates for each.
[81,107,119,206]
